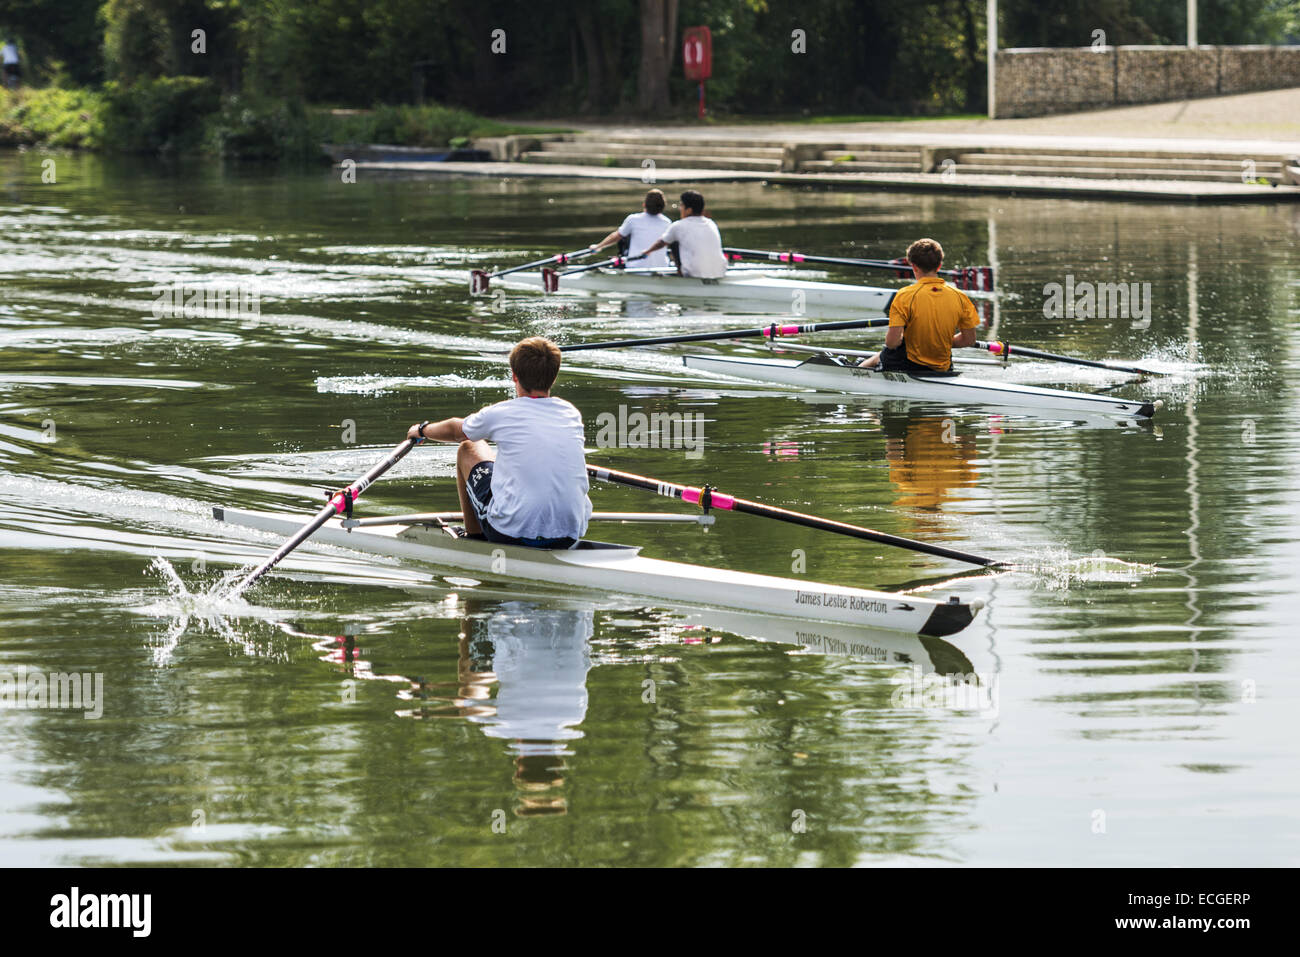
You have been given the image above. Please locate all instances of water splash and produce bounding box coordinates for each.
[1008,549,1160,590]
[144,556,259,664]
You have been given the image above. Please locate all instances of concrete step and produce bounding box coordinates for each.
[540,140,786,159]
[956,152,1285,173]
[570,134,796,150]
[820,149,922,162]
[952,163,1282,183]
[801,160,920,172]
[520,151,784,172]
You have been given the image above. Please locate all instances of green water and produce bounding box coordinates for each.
[2,151,1298,866]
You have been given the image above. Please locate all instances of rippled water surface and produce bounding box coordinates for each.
[2,152,1298,865]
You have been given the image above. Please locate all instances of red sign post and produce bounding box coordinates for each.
[682,26,712,119]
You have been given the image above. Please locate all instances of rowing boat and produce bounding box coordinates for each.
[682,351,1161,419]
[213,506,983,637]
[502,266,900,313]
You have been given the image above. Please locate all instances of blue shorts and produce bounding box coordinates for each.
[464,461,578,550]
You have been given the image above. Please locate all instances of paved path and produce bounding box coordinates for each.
[532,87,1300,155]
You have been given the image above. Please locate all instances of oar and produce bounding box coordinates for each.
[558,316,890,352]
[587,464,1005,568]
[974,340,1165,376]
[225,438,419,597]
[540,253,647,292]
[470,247,596,294]
[723,246,995,292]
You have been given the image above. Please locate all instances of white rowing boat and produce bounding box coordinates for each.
[501,266,900,313]
[682,351,1161,419]
[213,506,983,637]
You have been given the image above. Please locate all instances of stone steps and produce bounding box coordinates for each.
[955,152,1285,173]
[520,151,783,172]
[514,132,1295,185]
[541,140,787,159]
[951,163,1275,183]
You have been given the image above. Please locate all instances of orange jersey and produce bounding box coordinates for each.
[888,277,980,370]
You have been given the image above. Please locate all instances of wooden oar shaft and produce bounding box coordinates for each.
[587,464,1003,568]
[977,341,1157,375]
[228,439,418,596]
[559,317,889,352]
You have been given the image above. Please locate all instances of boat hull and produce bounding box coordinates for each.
[504,268,898,313]
[683,353,1158,419]
[213,507,981,637]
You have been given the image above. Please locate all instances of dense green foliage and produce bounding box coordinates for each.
[0,0,1295,155]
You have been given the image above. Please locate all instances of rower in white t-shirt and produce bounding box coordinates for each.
[640,189,727,279]
[406,336,592,548]
[590,188,672,269]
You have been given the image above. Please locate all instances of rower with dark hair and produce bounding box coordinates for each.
[407,336,592,549]
[860,238,980,373]
[590,188,672,269]
[640,189,727,279]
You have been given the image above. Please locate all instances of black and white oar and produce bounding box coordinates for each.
[540,253,646,292]
[588,464,1005,568]
[470,247,596,295]
[975,340,1165,376]
[723,246,995,293]
[221,438,419,598]
[559,316,890,352]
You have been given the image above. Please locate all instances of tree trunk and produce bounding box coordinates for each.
[636,0,678,113]
[576,9,607,112]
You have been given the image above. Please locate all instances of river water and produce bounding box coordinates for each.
[1,151,1297,866]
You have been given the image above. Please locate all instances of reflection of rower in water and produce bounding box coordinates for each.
[458,601,595,816]
[880,409,979,515]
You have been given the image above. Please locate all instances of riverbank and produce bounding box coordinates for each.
[0,84,563,159]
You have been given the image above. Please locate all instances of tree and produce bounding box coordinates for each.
[636,0,678,112]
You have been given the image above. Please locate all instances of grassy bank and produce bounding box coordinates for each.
[0,82,563,159]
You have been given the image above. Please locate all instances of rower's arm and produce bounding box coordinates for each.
[884,326,904,348]
[407,418,468,443]
[593,229,622,250]
[642,238,667,254]
[953,328,977,348]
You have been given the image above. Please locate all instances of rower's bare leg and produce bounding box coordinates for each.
[858,352,881,369]
[456,440,495,535]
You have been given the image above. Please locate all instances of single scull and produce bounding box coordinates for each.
[683,351,1162,419]
[212,507,983,637]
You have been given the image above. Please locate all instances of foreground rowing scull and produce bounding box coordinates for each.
[683,351,1162,419]
[213,507,984,637]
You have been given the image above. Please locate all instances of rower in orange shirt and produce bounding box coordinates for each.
[860,238,980,372]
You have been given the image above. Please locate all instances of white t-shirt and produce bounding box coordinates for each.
[462,395,592,540]
[2,44,18,66]
[662,215,727,278]
[619,211,671,268]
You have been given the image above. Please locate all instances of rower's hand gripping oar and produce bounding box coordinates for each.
[975,340,1166,376]
[540,253,647,292]
[723,246,995,293]
[588,464,1005,569]
[223,437,421,598]
[559,316,891,352]
[470,247,597,295]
